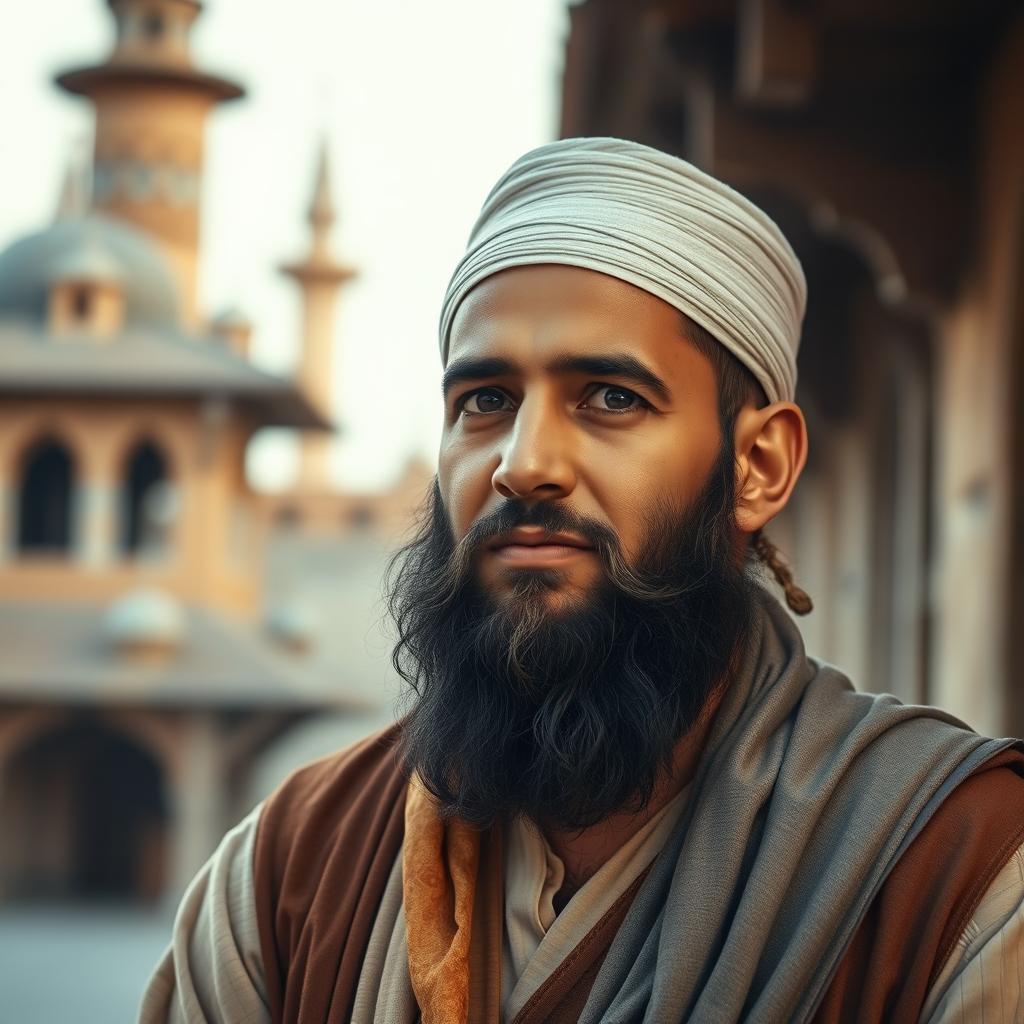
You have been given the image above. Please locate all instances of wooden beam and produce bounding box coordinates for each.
[736,0,819,106]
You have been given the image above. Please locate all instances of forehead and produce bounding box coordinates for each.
[445,265,717,398]
[452,264,675,348]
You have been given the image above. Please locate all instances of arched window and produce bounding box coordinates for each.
[17,438,74,553]
[121,439,171,555]
[71,287,91,321]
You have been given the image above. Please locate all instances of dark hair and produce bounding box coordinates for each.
[680,314,768,431]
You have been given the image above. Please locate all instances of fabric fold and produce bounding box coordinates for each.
[577,590,1017,1023]
[503,784,689,1020]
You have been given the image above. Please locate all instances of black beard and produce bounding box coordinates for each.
[385,444,756,831]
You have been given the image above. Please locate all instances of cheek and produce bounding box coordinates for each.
[585,434,719,558]
[438,434,497,539]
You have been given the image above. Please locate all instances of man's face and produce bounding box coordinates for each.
[389,262,755,830]
[438,264,724,612]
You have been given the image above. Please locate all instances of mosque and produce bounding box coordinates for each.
[0,0,424,905]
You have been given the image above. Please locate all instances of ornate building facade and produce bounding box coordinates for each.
[0,0,418,905]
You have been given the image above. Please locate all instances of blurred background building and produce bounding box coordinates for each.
[0,0,1022,1018]
[561,0,1024,738]
[0,0,429,916]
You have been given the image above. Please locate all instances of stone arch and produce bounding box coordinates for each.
[804,198,909,308]
[108,415,187,482]
[733,177,914,310]
[15,435,77,554]
[0,716,170,903]
[2,411,93,486]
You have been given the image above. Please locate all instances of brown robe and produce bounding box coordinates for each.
[254,723,1024,1023]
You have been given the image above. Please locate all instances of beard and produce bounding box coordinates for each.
[386,443,757,832]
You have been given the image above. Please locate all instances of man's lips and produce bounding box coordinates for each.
[487,526,593,550]
[487,527,595,563]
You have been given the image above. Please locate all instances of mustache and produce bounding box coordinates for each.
[443,497,712,603]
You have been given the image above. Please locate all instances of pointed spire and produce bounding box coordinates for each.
[280,135,357,493]
[308,138,336,233]
[280,136,356,281]
[55,140,90,222]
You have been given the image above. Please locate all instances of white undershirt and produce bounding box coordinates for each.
[501,785,691,1019]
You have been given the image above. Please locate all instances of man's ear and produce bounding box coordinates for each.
[731,401,808,535]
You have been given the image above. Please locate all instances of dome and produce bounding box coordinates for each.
[0,214,179,328]
[104,586,185,656]
[46,227,125,286]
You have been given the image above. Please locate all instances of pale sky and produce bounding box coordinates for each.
[0,0,571,491]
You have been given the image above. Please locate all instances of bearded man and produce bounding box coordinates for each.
[141,138,1024,1024]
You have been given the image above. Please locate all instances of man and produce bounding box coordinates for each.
[140,138,1024,1024]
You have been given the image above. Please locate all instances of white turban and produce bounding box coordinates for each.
[439,137,806,404]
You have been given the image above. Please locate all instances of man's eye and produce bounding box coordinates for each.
[584,385,646,413]
[460,388,511,415]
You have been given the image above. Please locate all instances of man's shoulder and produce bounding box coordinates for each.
[255,719,408,875]
[915,744,1024,871]
[883,747,1024,946]
[807,745,1024,1019]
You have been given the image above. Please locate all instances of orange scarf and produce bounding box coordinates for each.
[403,775,503,1024]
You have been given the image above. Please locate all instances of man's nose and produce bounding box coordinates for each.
[491,397,577,501]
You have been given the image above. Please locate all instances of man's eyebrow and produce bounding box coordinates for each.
[441,352,672,404]
[441,356,516,400]
[546,353,672,404]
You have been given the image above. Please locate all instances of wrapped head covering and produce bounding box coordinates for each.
[439,137,806,404]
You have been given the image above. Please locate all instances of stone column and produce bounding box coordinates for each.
[167,714,226,903]
[76,478,119,567]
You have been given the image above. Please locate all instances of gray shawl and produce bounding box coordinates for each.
[581,586,1014,1023]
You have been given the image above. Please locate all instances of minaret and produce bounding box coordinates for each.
[55,0,244,327]
[280,141,357,491]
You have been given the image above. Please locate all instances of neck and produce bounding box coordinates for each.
[541,682,726,896]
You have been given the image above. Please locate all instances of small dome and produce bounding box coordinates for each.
[0,214,179,327]
[265,601,318,654]
[104,587,184,656]
[47,225,125,286]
